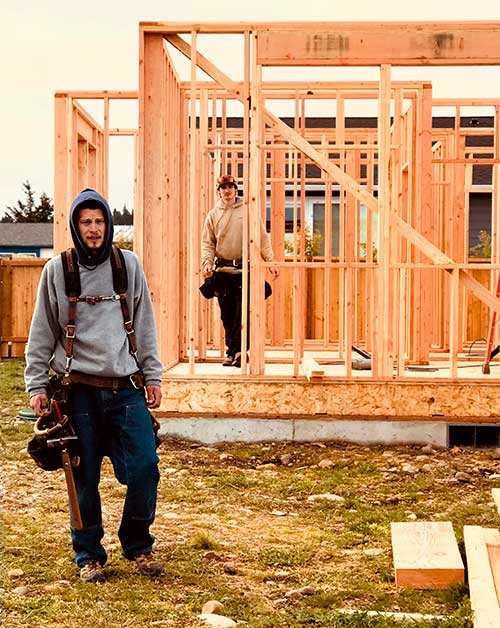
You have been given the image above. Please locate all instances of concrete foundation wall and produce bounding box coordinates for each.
[158,417,449,447]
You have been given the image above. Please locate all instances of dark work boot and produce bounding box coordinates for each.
[80,560,106,583]
[133,552,164,576]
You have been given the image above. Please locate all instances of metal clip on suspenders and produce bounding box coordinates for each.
[61,245,142,382]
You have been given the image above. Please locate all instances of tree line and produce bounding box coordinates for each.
[1,181,133,224]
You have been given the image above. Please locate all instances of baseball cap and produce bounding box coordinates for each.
[216,175,238,190]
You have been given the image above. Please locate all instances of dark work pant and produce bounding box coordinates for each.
[68,385,160,567]
[215,271,249,358]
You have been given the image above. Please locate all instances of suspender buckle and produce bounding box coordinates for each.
[125,321,134,335]
[66,325,76,339]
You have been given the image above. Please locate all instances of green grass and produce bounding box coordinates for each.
[1,359,489,627]
[257,546,313,568]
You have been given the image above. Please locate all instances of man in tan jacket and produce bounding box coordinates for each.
[201,175,279,367]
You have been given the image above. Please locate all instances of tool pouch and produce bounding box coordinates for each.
[27,378,79,471]
[27,428,66,471]
[199,275,218,299]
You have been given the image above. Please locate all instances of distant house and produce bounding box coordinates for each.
[0,223,54,258]
[0,223,135,259]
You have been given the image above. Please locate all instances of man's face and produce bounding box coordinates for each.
[218,183,237,206]
[78,207,106,252]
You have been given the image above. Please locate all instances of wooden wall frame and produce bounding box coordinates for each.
[53,21,500,383]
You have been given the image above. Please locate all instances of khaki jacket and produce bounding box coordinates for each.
[201,198,274,269]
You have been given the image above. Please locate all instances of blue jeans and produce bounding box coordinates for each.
[68,385,160,567]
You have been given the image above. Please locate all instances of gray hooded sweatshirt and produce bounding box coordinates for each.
[24,189,162,396]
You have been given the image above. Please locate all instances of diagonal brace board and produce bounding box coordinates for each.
[164,33,500,316]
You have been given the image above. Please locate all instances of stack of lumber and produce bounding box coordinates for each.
[390,491,500,627]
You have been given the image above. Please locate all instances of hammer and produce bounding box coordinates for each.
[47,400,83,531]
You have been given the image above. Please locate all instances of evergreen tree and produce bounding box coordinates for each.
[122,204,133,225]
[112,204,133,225]
[2,181,54,223]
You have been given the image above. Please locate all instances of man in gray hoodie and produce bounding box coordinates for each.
[25,188,164,582]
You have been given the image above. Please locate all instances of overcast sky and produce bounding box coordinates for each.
[1,0,500,216]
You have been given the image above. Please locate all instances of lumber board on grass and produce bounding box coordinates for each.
[301,356,325,381]
[391,521,464,589]
[464,526,500,628]
[483,528,500,608]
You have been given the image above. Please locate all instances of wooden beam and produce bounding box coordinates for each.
[256,23,500,66]
[248,35,265,375]
[188,30,198,373]
[54,95,72,254]
[373,64,392,376]
[138,32,166,354]
[391,521,464,589]
[55,90,137,99]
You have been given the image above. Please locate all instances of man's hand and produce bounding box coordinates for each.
[30,393,50,417]
[202,263,213,278]
[269,266,280,279]
[145,385,162,409]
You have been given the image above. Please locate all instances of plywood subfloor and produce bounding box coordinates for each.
[165,349,500,380]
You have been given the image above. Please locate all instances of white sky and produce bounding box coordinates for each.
[1,0,500,216]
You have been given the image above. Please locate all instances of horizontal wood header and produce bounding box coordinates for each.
[256,23,500,66]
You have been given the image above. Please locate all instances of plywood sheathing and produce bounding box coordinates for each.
[391,521,464,589]
[158,378,500,419]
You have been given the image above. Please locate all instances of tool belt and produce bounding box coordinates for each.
[215,258,243,269]
[63,371,145,390]
[27,385,80,472]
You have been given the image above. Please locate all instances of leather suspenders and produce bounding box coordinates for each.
[60,245,141,380]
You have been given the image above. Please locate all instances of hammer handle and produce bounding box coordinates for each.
[60,448,83,530]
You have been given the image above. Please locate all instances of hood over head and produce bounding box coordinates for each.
[69,188,114,266]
